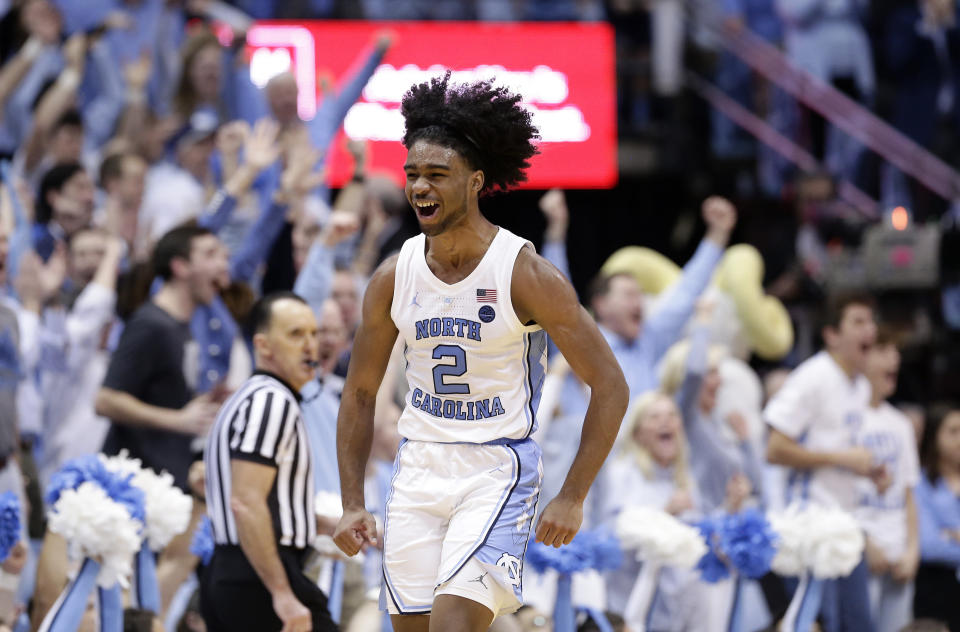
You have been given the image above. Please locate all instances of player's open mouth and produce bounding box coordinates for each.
[415,199,440,218]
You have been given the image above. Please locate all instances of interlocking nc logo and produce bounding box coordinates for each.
[496,553,522,588]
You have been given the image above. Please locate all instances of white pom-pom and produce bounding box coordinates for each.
[48,483,143,587]
[615,506,707,569]
[99,452,143,478]
[101,452,193,551]
[314,491,343,521]
[769,504,865,579]
[133,469,193,551]
[769,508,806,577]
[802,506,864,579]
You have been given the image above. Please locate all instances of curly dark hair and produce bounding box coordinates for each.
[400,71,540,196]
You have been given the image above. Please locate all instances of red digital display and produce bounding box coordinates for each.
[245,21,617,189]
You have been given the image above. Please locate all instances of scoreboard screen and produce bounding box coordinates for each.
[243,20,618,189]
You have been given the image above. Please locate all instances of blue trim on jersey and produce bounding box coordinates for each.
[381,440,433,615]
[520,333,533,438]
[443,437,534,447]
[524,330,547,439]
[512,444,539,595]
[435,445,522,588]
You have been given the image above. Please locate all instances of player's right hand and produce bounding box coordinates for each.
[333,508,378,556]
[273,591,311,632]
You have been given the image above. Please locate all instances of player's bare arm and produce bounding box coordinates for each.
[512,246,629,547]
[333,255,399,557]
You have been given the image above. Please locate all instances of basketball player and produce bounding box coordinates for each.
[332,73,629,632]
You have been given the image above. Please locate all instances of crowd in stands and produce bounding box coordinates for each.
[0,1,955,632]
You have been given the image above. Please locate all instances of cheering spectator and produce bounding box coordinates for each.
[914,404,960,631]
[595,392,707,627]
[660,303,764,514]
[17,29,124,185]
[765,292,880,632]
[855,331,921,632]
[172,32,223,122]
[33,161,94,259]
[299,299,350,493]
[0,219,28,510]
[95,226,226,491]
[37,230,123,486]
[139,109,219,244]
[96,152,146,258]
[540,196,735,512]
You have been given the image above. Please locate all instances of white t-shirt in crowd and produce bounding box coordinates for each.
[854,402,921,561]
[140,163,205,242]
[764,351,871,510]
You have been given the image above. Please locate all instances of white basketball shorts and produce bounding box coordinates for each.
[380,438,542,617]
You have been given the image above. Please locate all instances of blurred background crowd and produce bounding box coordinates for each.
[0,0,957,631]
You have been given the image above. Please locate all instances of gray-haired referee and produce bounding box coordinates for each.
[201,291,337,632]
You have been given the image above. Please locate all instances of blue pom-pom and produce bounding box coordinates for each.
[719,509,777,579]
[0,492,20,561]
[696,517,730,583]
[190,517,214,566]
[46,455,146,524]
[585,529,624,572]
[697,509,779,583]
[525,529,622,575]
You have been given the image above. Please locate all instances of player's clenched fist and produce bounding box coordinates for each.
[534,494,583,548]
[333,507,378,556]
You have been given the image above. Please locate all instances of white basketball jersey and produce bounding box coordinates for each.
[390,227,547,444]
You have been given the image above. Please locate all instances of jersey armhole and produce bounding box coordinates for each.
[504,242,542,333]
[389,238,416,326]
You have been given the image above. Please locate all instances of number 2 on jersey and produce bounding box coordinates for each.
[432,345,470,395]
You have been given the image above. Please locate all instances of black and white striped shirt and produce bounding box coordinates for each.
[205,371,316,549]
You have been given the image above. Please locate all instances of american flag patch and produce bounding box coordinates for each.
[476,289,498,302]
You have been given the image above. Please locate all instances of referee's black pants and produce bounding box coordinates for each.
[200,544,338,632]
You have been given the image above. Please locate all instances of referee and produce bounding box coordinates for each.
[201,292,337,632]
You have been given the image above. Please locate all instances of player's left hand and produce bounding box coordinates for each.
[534,494,582,548]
